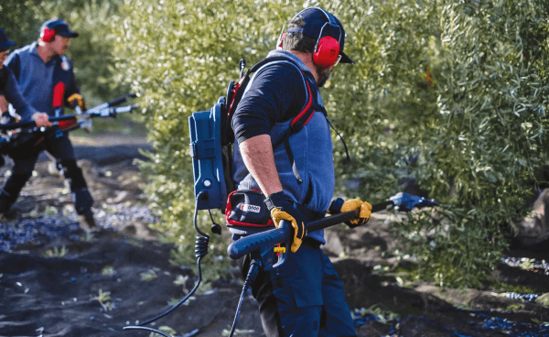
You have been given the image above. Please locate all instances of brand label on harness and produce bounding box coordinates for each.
[240,204,261,213]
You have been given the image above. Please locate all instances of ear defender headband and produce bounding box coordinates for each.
[40,21,63,42]
[284,7,343,68]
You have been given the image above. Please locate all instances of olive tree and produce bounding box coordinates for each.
[109,0,549,287]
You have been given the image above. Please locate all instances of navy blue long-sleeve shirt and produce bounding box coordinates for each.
[4,42,79,121]
[231,60,309,144]
[0,66,37,119]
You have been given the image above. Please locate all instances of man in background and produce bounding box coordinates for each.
[0,20,96,230]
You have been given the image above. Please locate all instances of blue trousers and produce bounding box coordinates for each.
[238,239,357,337]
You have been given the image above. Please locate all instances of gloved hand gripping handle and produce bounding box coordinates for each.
[227,193,439,260]
[0,94,138,131]
[0,115,79,130]
[227,210,358,259]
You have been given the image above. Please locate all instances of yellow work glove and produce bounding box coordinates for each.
[329,198,372,228]
[265,191,308,253]
[67,93,86,111]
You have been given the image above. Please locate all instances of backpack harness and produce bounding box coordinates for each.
[189,56,349,214]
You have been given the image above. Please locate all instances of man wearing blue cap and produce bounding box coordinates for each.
[231,7,371,337]
[0,20,96,230]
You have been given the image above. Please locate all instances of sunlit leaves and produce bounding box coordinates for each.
[108,0,305,277]
[107,0,549,286]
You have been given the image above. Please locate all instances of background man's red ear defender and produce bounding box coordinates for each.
[313,35,340,68]
[41,27,55,42]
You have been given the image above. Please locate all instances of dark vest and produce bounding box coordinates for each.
[0,67,8,91]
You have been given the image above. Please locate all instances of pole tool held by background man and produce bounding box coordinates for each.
[0,19,96,230]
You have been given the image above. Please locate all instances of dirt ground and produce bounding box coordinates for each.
[1,133,549,337]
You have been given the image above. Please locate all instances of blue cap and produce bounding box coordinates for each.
[0,28,16,50]
[286,7,354,64]
[40,19,79,38]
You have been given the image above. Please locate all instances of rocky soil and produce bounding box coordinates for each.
[1,133,549,337]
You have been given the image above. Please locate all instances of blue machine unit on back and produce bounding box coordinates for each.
[188,98,227,211]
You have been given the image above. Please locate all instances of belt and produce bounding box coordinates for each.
[303,237,322,249]
[295,204,325,221]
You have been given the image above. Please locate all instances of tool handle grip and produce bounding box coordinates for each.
[227,210,358,259]
[0,115,79,130]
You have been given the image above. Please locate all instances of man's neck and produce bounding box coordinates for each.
[289,50,320,83]
[37,44,55,63]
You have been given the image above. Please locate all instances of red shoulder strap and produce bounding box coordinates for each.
[289,80,314,134]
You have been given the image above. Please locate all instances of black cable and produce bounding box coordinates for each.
[208,207,217,225]
[229,258,261,337]
[123,191,210,336]
[326,118,350,162]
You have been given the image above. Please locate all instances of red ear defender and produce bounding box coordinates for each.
[313,36,340,68]
[41,28,55,42]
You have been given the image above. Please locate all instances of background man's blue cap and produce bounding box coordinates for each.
[41,19,79,38]
[286,7,354,64]
[0,28,16,50]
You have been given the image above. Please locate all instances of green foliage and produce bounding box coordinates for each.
[327,0,443,201]
[0,0,44,45]
[518,257,536,270]
[108,0,305,278]
[173,274,190,294]
[221,327,255,336]
[90,289,113,311]
[502,303,526,312]
[140,268,158,281]
[149,326,176,337]
[168,296,195,306]
[42,245,68,258]
[102,265,116,276]
[80,232,96,242]
[531,318,549,326]
[392,0,548,288]
[3,0,549,289]
[107,0,548,288]
[490,281,535,294]
[537,293,549,308]
[330,0,548,287]
[353,305,400,324]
